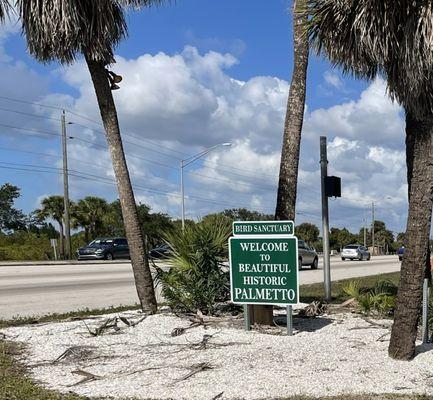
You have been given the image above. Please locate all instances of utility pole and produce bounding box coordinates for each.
[320,136,331,301]
[180,159,185,231]
[62,110,72,260]
[363,210,367,247]
[371,201,375,256]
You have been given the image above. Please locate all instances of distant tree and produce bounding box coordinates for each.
[35,196,72,259]
[222,208,273,221]
[396,232,406,245]
[296,223,319,244]
[103,200,174,248]
[330,227,358,251]
[0,183,25,233]
[73,196,109,243]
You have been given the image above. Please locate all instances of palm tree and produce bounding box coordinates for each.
[250,0,310,326]
[308,0,433,360]
[275,0,309,222]
[73,196,109,243]
[36,196,66,259]
[17,0,164,313]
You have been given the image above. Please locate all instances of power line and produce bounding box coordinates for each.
[0,161,276,213]
[0,100,322,196]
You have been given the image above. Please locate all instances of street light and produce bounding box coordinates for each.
[180,142,231,230]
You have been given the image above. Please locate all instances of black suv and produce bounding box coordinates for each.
[76,237,129,261]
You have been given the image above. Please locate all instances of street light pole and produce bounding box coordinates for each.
[371,201,375,256]
[363,209,367,247]
[180,143,231,230]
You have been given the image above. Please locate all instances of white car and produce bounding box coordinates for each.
[341,244,371,261]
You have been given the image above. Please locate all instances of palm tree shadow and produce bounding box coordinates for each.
[415,342,433,355]
[274,315,334,332]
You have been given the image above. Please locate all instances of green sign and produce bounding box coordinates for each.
[229,236,299,306]
[233,221,294,236]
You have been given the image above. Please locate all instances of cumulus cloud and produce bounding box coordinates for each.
[0,36,410,233]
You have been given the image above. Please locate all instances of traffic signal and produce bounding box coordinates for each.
[325,176,341,198]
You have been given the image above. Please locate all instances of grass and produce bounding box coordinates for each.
[300,272,400,304]
[0,304,141,330]
[0,341,92,400]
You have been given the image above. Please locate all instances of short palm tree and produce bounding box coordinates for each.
[36,195,67,259]
[17,0,165,313]
[308,0,433,360]
[73,196,109,243]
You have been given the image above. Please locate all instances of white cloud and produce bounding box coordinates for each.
[324,71,343,90]
[0,35,409,234]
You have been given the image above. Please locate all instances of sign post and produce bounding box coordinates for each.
[229,221,298,335]
[50,238,58,261]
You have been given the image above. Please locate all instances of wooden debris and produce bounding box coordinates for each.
[174,362,213,383]
[53,346,95,364]
[119,315,147,328]
[68,369,101,386]
[298,301,327,318]
[83,317,119,336]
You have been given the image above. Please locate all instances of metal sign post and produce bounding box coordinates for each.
[50,238,58,260]
[422,278,430,343]
[229,221,298,335]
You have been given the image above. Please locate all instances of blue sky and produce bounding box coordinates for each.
[0,0,407,235]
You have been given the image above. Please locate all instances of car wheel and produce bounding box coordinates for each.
[311,257,318,270]
[298,257,303,270]
[105,252,114,261]
[367,255,371,261]
[342,257,345,261]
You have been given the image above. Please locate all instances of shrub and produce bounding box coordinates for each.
[342,279,397,316]
[155,216,231,314]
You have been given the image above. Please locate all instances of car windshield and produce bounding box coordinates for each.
[344,245,359,249]
[88,239,113,247]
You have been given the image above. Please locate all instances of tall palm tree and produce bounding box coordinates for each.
[36,195,66,259]
[17,0,164,313]
[308,0,433,360]
[250,0,310,326]
[275,0,309,222]
[73,196,109,243]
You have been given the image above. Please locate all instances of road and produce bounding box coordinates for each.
[0,255,400,319]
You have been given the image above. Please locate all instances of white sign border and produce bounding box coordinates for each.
[229,234,299,307]
[232,220,295,237]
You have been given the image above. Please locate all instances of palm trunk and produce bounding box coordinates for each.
[249,0,309,326]
[275,0,309,221]
[86,56,157,313]
[389,112,433,360]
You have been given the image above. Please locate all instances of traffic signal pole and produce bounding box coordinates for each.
[320,136,331,300]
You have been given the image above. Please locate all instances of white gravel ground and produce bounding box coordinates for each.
[2,310,433,399]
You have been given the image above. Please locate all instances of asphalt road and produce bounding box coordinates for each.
[0,255,400,319]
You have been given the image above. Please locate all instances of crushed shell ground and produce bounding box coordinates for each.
[2,309,433,399]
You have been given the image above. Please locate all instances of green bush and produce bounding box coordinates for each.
[155,216,231,314]
[342,279,397,316]
[0,232,53,261]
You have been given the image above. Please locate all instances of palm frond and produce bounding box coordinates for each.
[308,0,433,117]
[0,0,11,22]
[18,0,127,64]
[116,0,169,8]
